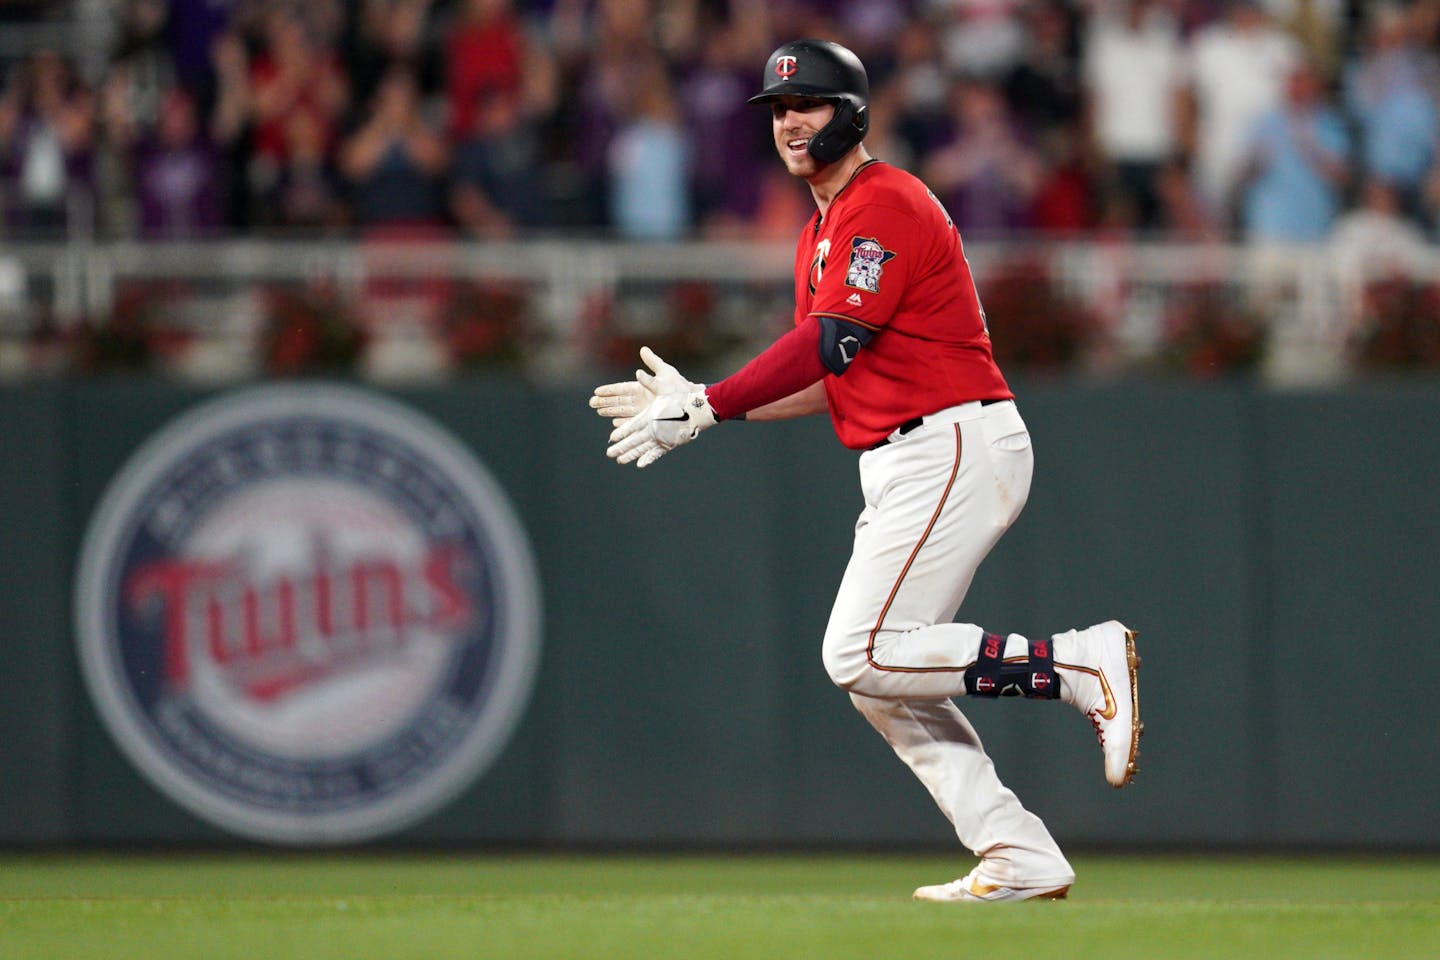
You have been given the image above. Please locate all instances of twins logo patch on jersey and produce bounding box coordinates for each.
[844,237,896,294]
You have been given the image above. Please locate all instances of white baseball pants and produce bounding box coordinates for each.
[822,399,1073,888]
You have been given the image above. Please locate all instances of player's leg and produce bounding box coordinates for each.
[821,403,1032,701]
[827,402,1070,897]
[848,691,1074,895]
[821,403,1141,784]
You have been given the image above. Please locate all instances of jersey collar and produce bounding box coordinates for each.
[815,159,885,230]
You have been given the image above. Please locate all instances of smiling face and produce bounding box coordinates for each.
[770,95,836,178]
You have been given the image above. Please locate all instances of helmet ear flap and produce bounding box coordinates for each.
[807,99,869,165]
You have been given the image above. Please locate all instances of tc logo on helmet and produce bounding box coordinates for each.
[775,55,798,79]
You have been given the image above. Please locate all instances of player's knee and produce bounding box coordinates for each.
[821,628,868,692]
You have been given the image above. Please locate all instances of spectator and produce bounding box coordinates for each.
[208,28,254,231]
[338,67,448,229]
[1082,0,1186,233]
[165,0,243,96]
[444,0,557,236]
[1030,122,1096,233]
[1329,177,1432,329]
[1343,3,1440,229]
[932,0,1029,81]
[568,2,660,229]
[348,0,439,108]
[888,17,953,162]
[1154,153,1221,240]
[248,5,349,192]
[97,0,182,234]
[923,78,1045,236]
[863,82,918,175]
[1000,1,1091,233]
[1262,0,1345,83]
[0,50,97,238]
[682,22,773,235]
[1004,0,1083,134]
[131,88,223,239]
[1182,0,1301,227]
[108,0,176,133]
[1235,60,1348,243]
[607,63,690,240]
[263,110,347,233]
[835,0,912,84]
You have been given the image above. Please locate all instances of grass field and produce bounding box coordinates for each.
[1,852,1437,959]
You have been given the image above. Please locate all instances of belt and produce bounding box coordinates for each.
[868,399,1008,451]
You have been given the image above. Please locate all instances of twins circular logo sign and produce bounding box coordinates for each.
[75,385,541,845]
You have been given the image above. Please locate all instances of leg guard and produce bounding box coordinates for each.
[964,632,1060,700]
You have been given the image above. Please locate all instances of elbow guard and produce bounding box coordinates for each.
[817,315,875,376]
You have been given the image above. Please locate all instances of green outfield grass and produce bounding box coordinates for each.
[1,852,1436,959]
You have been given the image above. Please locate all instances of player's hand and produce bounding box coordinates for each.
[589,346,699,422]
[607,390,717,468]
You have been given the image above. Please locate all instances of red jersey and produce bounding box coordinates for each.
[795,162,1012,449]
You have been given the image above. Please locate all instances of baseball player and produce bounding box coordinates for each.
[590,38,1141,902]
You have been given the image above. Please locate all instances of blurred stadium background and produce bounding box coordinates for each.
[1,0,1438,868]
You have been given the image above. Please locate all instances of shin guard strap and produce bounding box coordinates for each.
[963,631,1006,697]
[964,633,1060,700]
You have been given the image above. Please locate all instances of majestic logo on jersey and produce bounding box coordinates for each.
[845,236,896,294]
[74,385,542,846]
[808,238,831,296]
[775,55,798,79]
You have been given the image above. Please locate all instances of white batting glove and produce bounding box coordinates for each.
[607,389,718,468]
[589,346,700,422]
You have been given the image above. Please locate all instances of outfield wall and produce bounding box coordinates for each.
[1,379,1436,849]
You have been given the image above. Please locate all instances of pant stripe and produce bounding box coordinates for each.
[864,424,967,673]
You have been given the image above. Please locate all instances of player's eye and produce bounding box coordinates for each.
[772,99,825,118]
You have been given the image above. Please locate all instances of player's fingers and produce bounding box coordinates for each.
[590,394,621,414]
[608,407,649,442]
[593,399,638,418]
[607,415,652,454]
[639,345,666,373]
[608,419,636,445]
[592,381,637,399]
[609,434,654,464]
[636,445,667,469]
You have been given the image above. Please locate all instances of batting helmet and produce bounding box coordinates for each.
[747,39,870,165]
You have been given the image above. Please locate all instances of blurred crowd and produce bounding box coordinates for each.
[1,0,1438,251]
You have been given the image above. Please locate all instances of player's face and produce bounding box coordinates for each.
[771,96,835,177]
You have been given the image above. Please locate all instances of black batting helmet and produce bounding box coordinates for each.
[748,39,870,165]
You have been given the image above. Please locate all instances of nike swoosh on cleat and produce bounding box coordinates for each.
[1096,672,1116,720]
[1054,661,1117,720]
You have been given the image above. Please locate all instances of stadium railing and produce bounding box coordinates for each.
[1,238,1436,383]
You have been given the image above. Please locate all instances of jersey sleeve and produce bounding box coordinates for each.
[807,201,921,333]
